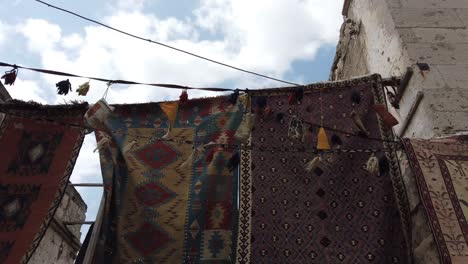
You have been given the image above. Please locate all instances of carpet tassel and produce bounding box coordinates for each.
[123,140,137,154]
[76,81,90,96]
[94,135,111,153]
[56,79,72,95]
[160,102,179,139]
[162,128,172,139]
[317,127,331,150]
[366,153,379,175]
[1,67,18,86]
[306,156,322,173]
[179,89,188,105]
[351,111,369,136]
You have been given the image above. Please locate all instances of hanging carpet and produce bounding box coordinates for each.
[0,101,87,264]
[91,96,245,263]
[402,137,468,264]
[236,75,411,263]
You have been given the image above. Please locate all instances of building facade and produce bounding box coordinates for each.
[330,0,468,263]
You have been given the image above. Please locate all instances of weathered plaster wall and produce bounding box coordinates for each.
[335,0,468,138]
[28,186,87,264]
[330,0,468,263]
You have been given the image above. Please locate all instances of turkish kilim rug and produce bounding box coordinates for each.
[237,75,411,263]
[93,96,245,263]
[402,137,468,264]
[0,101,86,264]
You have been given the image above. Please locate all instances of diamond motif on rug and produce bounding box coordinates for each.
[190,220,200,239]
[134,141,178,169]
[135,182,175,207]
[126,222,172,257]
[320,236,331,247]
[207,231,224,258]
[209,203,225,228]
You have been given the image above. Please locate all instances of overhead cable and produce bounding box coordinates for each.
[0,61,241,92]
[32,0,301,86]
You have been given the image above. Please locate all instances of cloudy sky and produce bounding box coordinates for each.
[1,0,344,240]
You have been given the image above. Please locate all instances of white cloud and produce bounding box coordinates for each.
[14,0,343,105]
[17,18,61,53]
[5,78,48,103]
[0,21,9,47]
[194,0,343,74]
[61,33,84,49]
[114,0,148,11]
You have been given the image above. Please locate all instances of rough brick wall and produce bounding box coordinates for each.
[330,0,468,263]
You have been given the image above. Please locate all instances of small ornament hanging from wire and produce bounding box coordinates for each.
[2,66,18,86]
[76,81,90,96]
[56,79,72,95]
[179,89,188,105]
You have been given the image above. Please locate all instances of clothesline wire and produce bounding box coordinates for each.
[31,0,301,87]
[0,61,403,100]
[0,61,243,92]
[0,109,401,153]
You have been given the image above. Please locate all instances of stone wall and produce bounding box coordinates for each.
[330,0,468,263]
[28,185,87,264]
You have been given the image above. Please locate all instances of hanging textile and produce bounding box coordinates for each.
[236,75,411,263]
[91,96,245,263]
[402,137,468,264]
[0,101,87,264]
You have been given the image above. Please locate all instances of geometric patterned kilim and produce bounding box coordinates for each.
[237,75,412,263]
[92,96,244,263]
[0,102,87,264]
